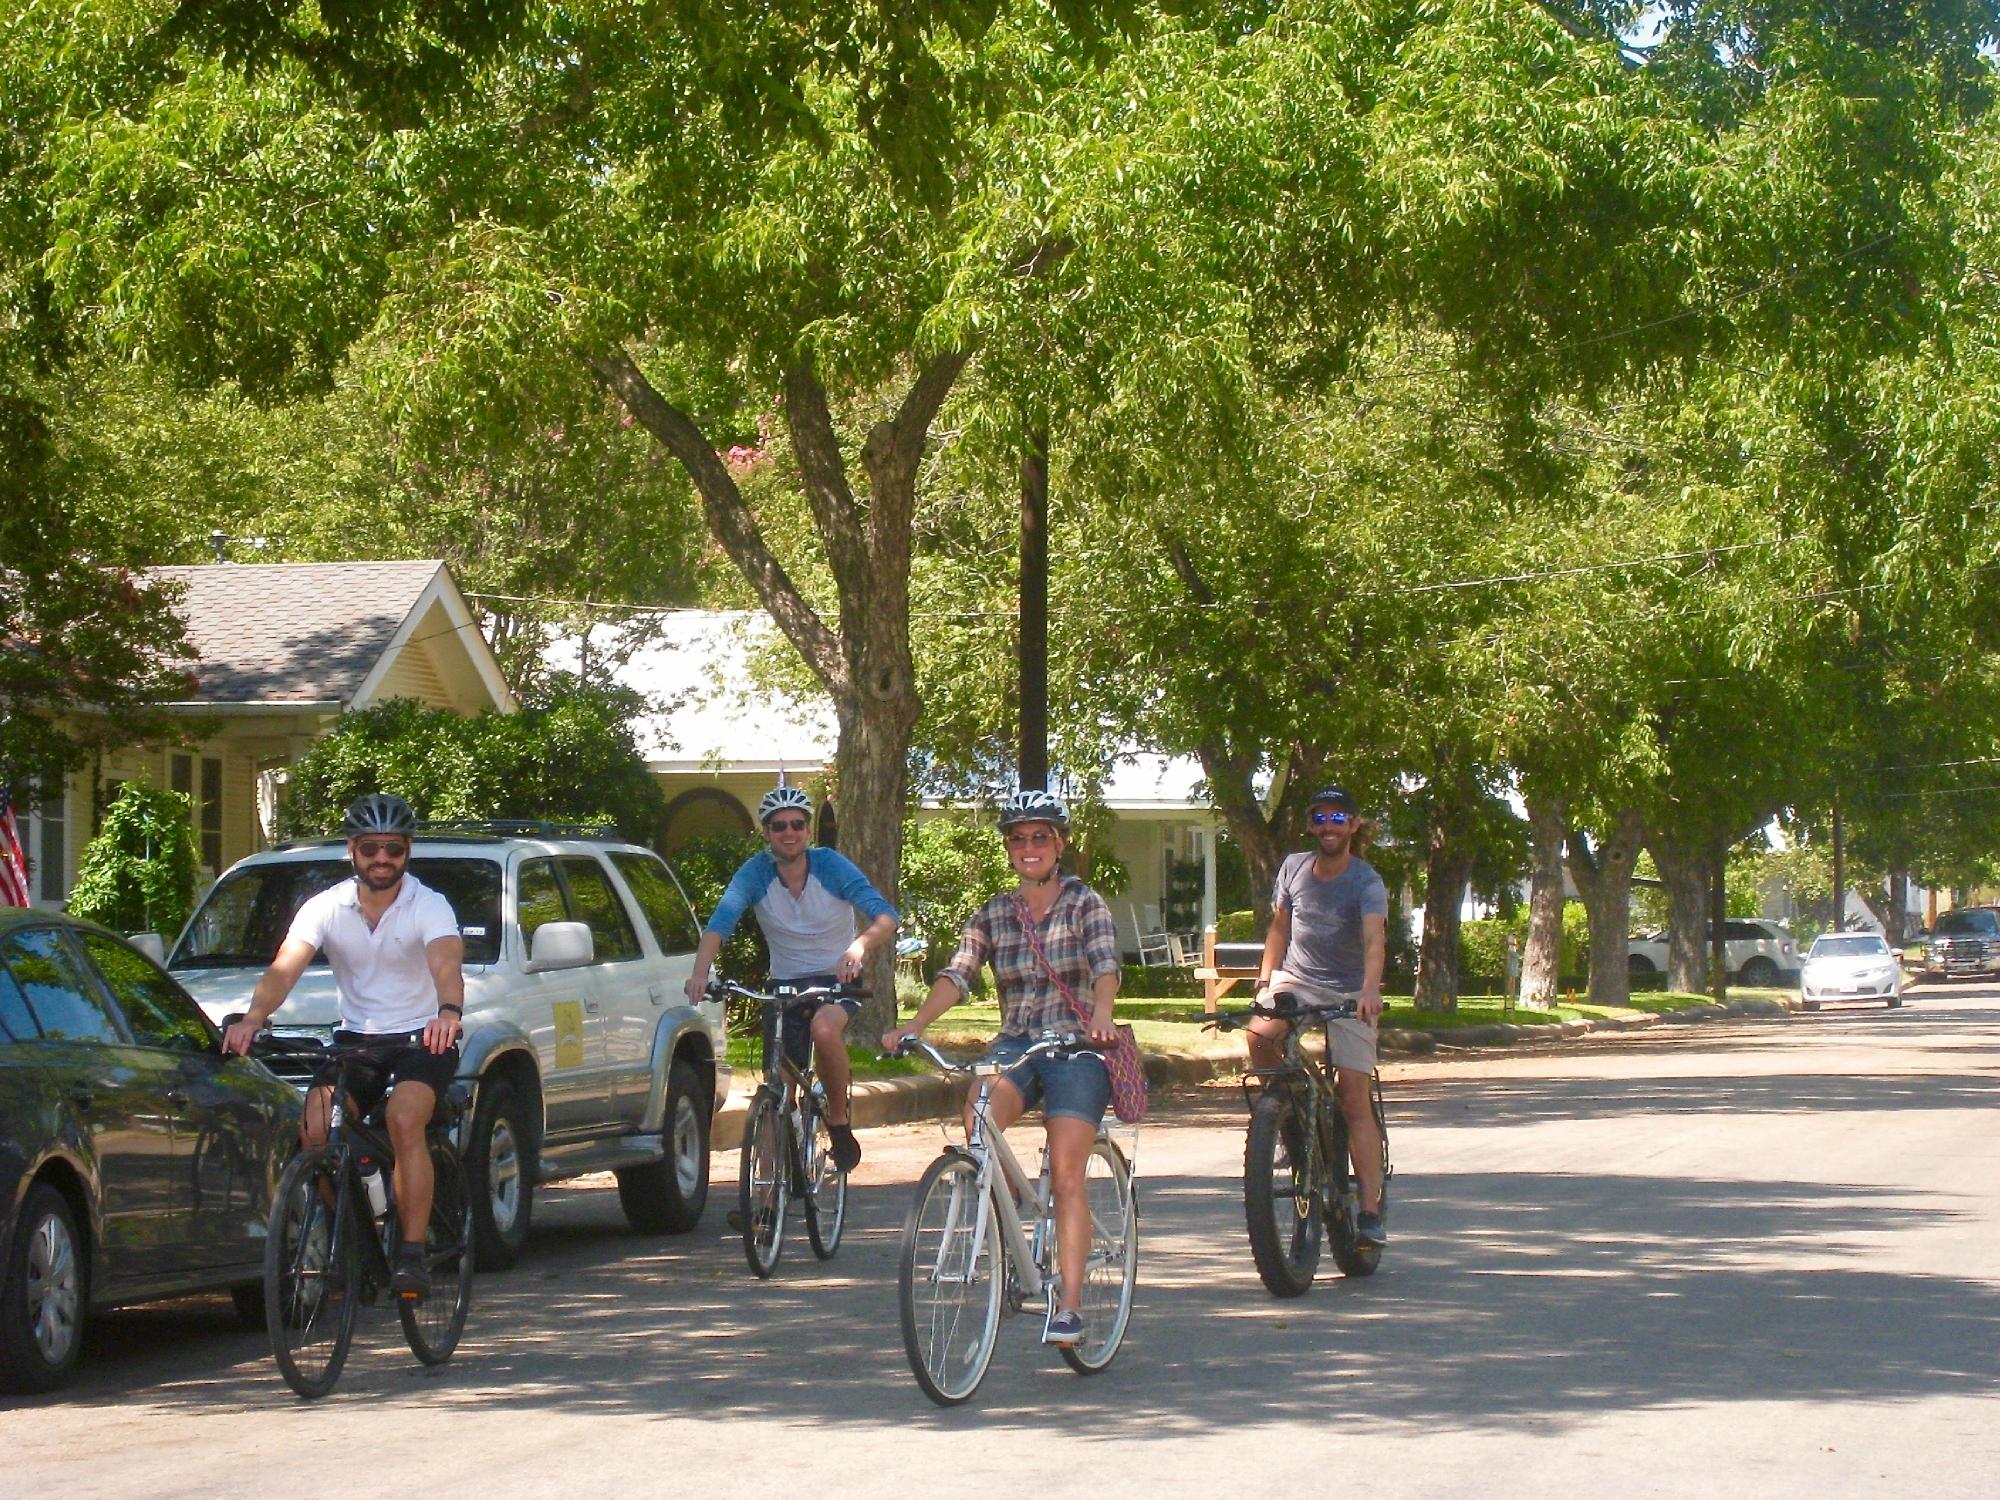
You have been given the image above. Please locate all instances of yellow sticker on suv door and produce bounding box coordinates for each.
[552,1000,585,1070]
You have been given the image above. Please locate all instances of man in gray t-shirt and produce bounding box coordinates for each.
[1246,784,1390,1250]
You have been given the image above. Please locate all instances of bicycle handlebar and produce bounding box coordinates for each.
[886,1030,1098,1074]
[1207,992,1359,1033]
[710,978,869,1011]
[246,1030,431,1064]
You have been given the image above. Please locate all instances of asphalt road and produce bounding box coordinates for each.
[7,983,1999,1499]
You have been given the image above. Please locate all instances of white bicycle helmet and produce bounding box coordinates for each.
[996,788,1069,831]
[757,785,815,826]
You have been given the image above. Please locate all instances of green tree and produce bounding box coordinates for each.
[66,783,201,938]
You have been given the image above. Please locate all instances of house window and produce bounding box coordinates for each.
[32,782,66,903]
[172,753,225,874]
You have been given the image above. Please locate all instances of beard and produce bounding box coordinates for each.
[356,862,404,892]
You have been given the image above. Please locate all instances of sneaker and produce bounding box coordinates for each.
[828,1124,862,1173]
[1355,1211,1388,1251]
[392,1241,432,1298]
[1043,1309,1084,1345]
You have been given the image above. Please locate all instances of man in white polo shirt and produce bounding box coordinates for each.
[222,793,465,1296]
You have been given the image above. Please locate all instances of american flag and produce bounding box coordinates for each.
[0,785,31,908]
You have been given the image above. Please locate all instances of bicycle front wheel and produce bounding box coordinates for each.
[803,1097,847,1260]
[739,1089,788,1277]
[399,1138,475,1364]
[1244,1089,1323,1297]
[1059,1136,1138,1374]
[898,1152,1001,1406]
[264,1148,358,1399]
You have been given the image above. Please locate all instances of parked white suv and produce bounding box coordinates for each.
[1627,918,1799,986]
[168,825,730,1269]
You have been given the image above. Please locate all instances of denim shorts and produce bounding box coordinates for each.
[986,1034,1111,1125]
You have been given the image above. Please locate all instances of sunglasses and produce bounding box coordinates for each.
[1006,829,1057,848]
[1309,809,1353,827]
[765,817,810,833]
[354,839,410,859]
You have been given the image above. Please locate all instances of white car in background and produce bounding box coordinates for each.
[1800,932,1904,1011]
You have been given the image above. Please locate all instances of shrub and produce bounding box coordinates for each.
[67,783,200,938]
[1215,908,1260,942]
[1458,903,1590,985]
[899,816,1015,970]
[668,830,768,1032]
[279,676,666,841]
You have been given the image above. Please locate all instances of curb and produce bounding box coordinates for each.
[709,994,1805,1147]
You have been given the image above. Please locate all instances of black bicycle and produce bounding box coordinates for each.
[715,979,863,1276]
[256,1036,475,1397]
[1212,992,1391,1296]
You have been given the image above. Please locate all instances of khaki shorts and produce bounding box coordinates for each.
[1269,971,1377,1075]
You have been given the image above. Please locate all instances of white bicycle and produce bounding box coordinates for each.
[890,1032,1138,1405]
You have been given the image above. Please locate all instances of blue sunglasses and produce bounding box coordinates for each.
[1309,809,1352,826]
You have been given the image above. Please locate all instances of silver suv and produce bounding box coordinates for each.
[168,825,730,1269]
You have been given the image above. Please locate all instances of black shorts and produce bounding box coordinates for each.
[316,1029,461,1119]
[760,976,863,1071]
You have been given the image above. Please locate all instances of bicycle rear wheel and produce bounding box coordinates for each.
[264,1148,358,1399]
[1059,1136,1137,1375]
[738,1089,788,1277]
[1244,1089,1323,1297]
[803,1095,847,1260]
[898,1152,1001,1406]
[399,1138,475,1364]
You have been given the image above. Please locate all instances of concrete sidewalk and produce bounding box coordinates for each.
[710,993,1804,1150]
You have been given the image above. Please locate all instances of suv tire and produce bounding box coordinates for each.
[1739,956,1780,987]
[1627,953,1657,976]
[469,1078,535,1271]
[617,1058,710,1234]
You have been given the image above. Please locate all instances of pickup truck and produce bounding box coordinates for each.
[167,826,730,1269]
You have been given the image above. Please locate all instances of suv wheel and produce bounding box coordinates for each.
[469,1078,535,1271]
[617,1058,710,1234]
[1,1184,86,1394]
[1739,956,1780,987]
[1627,953,1657,976]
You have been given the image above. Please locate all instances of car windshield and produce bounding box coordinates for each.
[1809,935,1889,958]
[1934,910,2000,937]
[173,857,503,967]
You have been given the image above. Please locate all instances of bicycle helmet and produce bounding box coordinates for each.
[996,788,1069,831]
[342,792,416,837]
[757,785,815,826]
[1306,784,1358,813]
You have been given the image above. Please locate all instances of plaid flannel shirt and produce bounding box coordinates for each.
[940,876,1122,1035]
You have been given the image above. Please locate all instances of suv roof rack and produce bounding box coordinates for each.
[416,819,621,839]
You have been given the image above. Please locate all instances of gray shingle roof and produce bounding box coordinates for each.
[151,560,446,705]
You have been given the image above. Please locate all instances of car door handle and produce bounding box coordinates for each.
[585,1000,601,1014]
[648,984,668,1007]
[66,1085,93,1113]
[165,1089,188,1108]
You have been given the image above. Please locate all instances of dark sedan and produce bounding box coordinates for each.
[0,907,302,1393]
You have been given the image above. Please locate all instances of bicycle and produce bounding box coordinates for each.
[715,979,863,1277]
[889,1032,1138,1406]
[1210,991,1392,1297]
[255,1035,475,1398]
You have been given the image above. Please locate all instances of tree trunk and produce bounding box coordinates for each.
[1887,869,1910,944]
[1519,788,1568,1007]
[1649,835,1712,994]
[1567,808,1645,1007]
[1413,768,1474,1013]
[593,346,966,1037]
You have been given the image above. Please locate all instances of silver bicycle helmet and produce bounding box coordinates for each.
[757,785,815,826]
[342,792,416,837]
[996,788,1069,831]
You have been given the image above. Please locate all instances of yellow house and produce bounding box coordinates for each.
[21,560,514,907]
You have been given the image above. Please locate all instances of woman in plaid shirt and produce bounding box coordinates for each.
[883,789,1121,1346]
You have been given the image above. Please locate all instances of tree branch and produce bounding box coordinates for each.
[590,347,843,688]
[782,365,868,588]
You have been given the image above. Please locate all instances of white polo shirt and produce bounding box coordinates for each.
[286,873,462,1034]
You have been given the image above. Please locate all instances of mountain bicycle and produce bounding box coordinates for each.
[889,1032,1138,1406]
[715,979,864,1276]
[256,1035,475,1398]
[1211,991,1391,1296]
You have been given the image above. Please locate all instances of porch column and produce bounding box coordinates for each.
[1200,823,1217,931]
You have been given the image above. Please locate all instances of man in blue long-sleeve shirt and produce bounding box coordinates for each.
[685,785,897,1168]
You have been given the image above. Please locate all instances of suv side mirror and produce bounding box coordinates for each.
[128,932,167,964]
[526,921,594,973]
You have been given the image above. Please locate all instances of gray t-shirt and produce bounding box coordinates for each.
[1273,852,1388,992]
